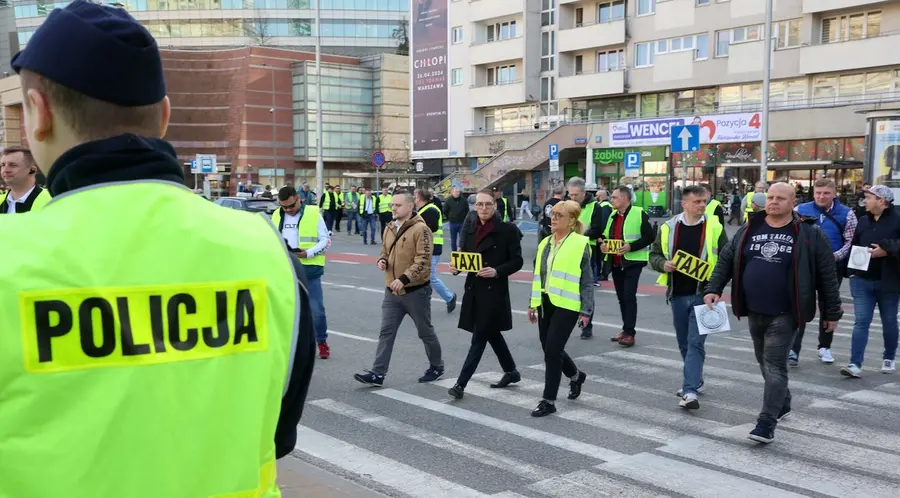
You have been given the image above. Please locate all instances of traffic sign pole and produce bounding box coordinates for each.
[760,0,774,183]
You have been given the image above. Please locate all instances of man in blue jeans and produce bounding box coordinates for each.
[416,188,457,313]
[842,185,900,377]
[650,185,728,410]
[443,187,469,252]
[358,187,380,245]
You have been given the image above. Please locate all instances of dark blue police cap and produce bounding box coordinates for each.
[11,0,166,107]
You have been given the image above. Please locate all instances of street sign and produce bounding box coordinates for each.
[549,144,559,172]
[415,161,424,172]
[670,125,700,153]
[372,151,386,170]
[624,151,641,176]
[189,159,198,174]
[196,154,217,174]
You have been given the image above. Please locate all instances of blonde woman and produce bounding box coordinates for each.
[527,200,593,417]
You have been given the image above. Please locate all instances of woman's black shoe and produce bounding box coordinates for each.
[567,371,587,400]
[490,371,521,388]
[448,384,464,399]
[531,400,556,417]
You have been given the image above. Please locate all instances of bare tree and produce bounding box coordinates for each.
[368,124,409,171]
[392,19,409,56]
[245,10,273,46]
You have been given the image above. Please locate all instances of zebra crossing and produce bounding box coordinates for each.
[292,331,900,497]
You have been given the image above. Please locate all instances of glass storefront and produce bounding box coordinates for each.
[593,146,669,216]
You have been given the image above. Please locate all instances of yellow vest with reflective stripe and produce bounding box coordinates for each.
[531,233,589,312]
[578,200,597,246]
[378,194,392,213]
[705,199,722,220]
[501,196,510,222]
[321,192,335,210]
[359,195,378,215]
[272,205,326,267]
[1,187,52,213]
[602,206,649,262]
[655,215,722,286]
[418,203,444,245]
[743,192,754,220]
[0,181,296,498]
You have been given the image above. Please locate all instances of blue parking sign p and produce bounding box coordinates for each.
[549,144,559,160]
[624,152,641,171]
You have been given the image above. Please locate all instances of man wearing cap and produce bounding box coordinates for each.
[842,185,900,378]
[0,2,314,495]
[750,192,767,213]
[705,182,841,444]
[742,182,766,221]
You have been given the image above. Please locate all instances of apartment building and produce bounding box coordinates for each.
[437,0,900,215]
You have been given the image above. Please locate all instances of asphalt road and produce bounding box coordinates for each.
[283,224,900,498]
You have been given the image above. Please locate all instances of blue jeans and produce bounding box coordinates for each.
[345,210,360,233]
[671,294,707,395]
[306,276,328,344]
[849,277,900,367]
[360,213,377,243]
[430,255,455,303]
[449,222,463,252]
[322,210,335,232]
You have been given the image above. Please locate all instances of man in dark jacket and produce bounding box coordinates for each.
[567,176,608,339]
[443,187,469,252]
[447,188,524,399]
[705,182,841,444]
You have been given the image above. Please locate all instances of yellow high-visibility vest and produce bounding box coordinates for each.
[531,233,589,312]
[655,215,723,286]
[602,206,649,262]
[273,204,326,267]
[418,203,444,245]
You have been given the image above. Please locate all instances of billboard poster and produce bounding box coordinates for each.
[608,113,763,147]
[410,0,449,157]
[872,121,900,197]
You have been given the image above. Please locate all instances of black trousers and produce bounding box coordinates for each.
[334,210,343,231]
[612,263,643,336]
[792,274,842,355]
[456,328,517,388]
[538,294,579,401]
[595,247,610,280]
[379,212,392,239]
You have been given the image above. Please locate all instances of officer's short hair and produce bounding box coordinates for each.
[682,185,706,199]
[20,70,165,142]
[278,186,297,201]
[416,188,434,203]
[552,185,565,196]
[1,145,35,172]
[567,177,586,190]
[393,189,414,205]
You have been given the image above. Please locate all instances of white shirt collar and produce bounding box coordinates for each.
[6,185,36,213]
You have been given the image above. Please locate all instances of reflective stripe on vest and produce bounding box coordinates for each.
[601,206,649,261]
[273,206,326,267]
[578,200,597,246]
[655,215,722,286]
[531,233,589,312]
[418,203,444,245]
[0,181,296,498]
[501,196,510,222]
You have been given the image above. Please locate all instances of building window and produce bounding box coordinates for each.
[451,26,463,44]
[487,21,517,42]
[697,0,710,5]
[484,105,538,133]
[715,24,763,57]
[696,33,709,60]
[541,31,556,71]
[637,0,655,16]
[487,65,518,85]
[822,11,881,43]
[598,49,625,72]
[541,0,556,26]
[575,7,584,27]
[540,77,556,101]
[636,33,707,66]
[451,68,463,86]
[774,18,801,49]
[575,55,584,74]
[634,42,654,67]
[598,0,625,23]
[640,88,715,117]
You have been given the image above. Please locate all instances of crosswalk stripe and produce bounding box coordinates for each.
[527,469,672,498]
[327,330,377,342]
[597,452,808,498]
[839,389,900,409]
[373,388,626,462]
[658,435,900,497]
[876,382,900,393]
[293,425,490,497]
[641,345,851,378]
[602,350,850,397]
[708,424,900,480]
[308,398,557,481]
[431,378,681,444]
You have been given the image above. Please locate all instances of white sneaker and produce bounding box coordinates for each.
[819,348,834,364]
[882,359,896,374]
[679,392,700,410]
[840,364,862,378]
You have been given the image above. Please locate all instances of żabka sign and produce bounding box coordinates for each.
[608,112,762,147]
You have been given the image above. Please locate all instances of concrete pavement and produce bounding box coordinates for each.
[283,226,899,497]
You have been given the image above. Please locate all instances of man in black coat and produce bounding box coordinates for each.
[447,188,524,399]
[443,187,470,252]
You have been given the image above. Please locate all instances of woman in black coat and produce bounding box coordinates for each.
[448,189,524,399]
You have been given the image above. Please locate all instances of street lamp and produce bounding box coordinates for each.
[760,0,774,182]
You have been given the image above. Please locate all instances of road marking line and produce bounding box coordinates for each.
[327,330,376,342]
[308,398,556,481]
[330,260,361,265]
[322,282,445,302]
[431,378,680,444]
[293,426,489,498]
[658,435,900,497]
[374,388,624,462]
[341,252,368,256]
[641,345,852,375]
[527,469,670,498]
[839,389,900,410]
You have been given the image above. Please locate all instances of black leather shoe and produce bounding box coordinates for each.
[448,384,464,399]
[531,400,557,417]
[490,371,521,388]
[567,371,587,400]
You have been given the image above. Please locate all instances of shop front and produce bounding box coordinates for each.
[593,146,669,217]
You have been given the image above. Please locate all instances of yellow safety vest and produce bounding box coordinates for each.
[602,206,650,261]
[378,194,392,213]
[321,192,335,210]
[359,195,379,215]
[1,186,52,213]
[418,203,444,245]
[655,215,722,286]
[743,192,755,220]
[273,205,326,267]
[578,200,597,246]
[0,181,297,498]
[500,195,510,222]
[705,199,722,221]
[531,233,589,312]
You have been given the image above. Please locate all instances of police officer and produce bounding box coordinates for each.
[741,182,766,222]
[0,3,313,495]
[0,145,51,214]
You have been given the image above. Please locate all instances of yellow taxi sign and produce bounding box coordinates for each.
[602,239,625,253]
[673,249,712,281]
[450,251,483,273]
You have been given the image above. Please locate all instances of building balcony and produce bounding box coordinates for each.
[802,0,889,14]
[557,70,625,100]
[558,19,625,53]
[799,33,900,75]
[469,0,523,23]
[469,81,526,109]
[469,36,524,66]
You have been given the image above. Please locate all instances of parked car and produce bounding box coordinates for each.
[214,197,277,214]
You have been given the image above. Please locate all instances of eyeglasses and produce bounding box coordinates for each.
[474,202,495,208]
[280,199,298,209]
[550,213,566,220]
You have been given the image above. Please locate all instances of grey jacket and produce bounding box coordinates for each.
[534,234,594,315]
